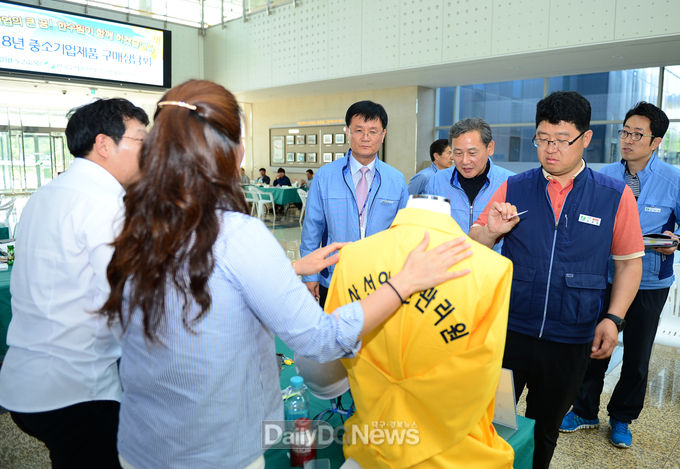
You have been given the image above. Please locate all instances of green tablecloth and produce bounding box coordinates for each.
[0,266,12,360]
[268,338,534,469]
[254,186,303,206]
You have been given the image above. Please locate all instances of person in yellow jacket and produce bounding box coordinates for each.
[325,200,514,469]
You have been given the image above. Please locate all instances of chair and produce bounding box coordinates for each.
[0,197,16,238]
[655,263,680,348]
[243,187,258,217]
[297,189,308,227]
[252,188,276,227]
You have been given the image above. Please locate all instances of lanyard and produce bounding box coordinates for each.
[344,150,376,238]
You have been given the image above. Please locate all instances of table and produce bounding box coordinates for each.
[0,266,12,360]
[267,338,534,469]
[250,186,303,206]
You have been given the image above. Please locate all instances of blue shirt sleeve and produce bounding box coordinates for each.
[223,215,362,360]
[300,176,326,283]
[398,177,409,209]
[407,172,424,196]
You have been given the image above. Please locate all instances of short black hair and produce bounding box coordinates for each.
[345,100,388,129]
[306,169,314,176]
[259,168,266,172]
[429,139,449,162]
[535,91,591,133]
[624,101,669,139]
[277,167,285,174]
[65,98,148,158]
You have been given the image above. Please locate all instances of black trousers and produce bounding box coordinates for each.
[503,330,591,469]
[11,400,122,469]
[572,286,669,423]
[319,284,329,309]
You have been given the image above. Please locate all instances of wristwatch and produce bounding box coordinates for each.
[600,313,626,332]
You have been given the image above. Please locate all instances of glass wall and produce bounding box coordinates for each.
[435,66,680,166]
[0,105,71,194]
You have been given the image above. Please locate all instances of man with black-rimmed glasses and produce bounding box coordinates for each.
[561,102,680,449]
[469,91,644,469]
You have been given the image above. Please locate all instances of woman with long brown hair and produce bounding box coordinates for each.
[101,80,471,469]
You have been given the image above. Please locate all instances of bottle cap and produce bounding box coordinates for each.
[294,417,311,430]
[290,375,304,389]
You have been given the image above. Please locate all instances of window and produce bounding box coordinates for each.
[459,78,543,124]
[435,66,680,166]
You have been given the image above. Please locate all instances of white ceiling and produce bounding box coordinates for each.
[234,35,680,103]
[0,33,677,112]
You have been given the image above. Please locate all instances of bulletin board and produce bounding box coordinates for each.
[269,120,385,169]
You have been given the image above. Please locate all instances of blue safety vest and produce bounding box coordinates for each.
[501,167,625,343]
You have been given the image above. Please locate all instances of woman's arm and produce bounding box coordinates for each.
[293,233,472,339]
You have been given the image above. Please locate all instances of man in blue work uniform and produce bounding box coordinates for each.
[426,118,513,237]
[561,102,680,448]
[470,91,644,469]
[301,100,408,307]
[407,138,452,195]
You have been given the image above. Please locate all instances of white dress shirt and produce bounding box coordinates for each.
[0,158,124,412]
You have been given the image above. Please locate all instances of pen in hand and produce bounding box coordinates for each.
[507,210,528,220]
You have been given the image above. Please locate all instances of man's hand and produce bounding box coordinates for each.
[487,202,522,236]
[590,318,619,359]
[470,202,522,248]
[304,281,319,299]
[295,242,348,277]
[653,230,679,256]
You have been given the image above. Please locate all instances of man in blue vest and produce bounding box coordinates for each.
[426,118,513,236]
[301,100,409,307]
[560,102,680,448]
[469,91,644,469]
[407,138,452,195]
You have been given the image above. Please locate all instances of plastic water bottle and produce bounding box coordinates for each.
[284,376,309,430]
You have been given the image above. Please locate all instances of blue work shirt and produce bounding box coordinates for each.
[407,163,438,195]
[426,160,513,253]
[599,153,680,289]
[301,151,409,288]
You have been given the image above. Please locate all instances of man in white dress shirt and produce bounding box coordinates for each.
[0,98,148,468]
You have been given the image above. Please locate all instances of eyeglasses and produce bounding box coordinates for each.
[121,135,146,143]
[617,129,654,142]
[350,128,384,139]
[532,130,586,151]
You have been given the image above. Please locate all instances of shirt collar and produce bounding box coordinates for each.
[349,152,377,176]
[390,207,465,237]
[542,159,586,181]
[71,157,124,196]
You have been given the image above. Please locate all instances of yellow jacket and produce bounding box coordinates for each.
[326,207,514,469]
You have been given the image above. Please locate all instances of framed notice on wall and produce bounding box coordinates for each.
[270,121,383,169]
[271,135,285,164]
